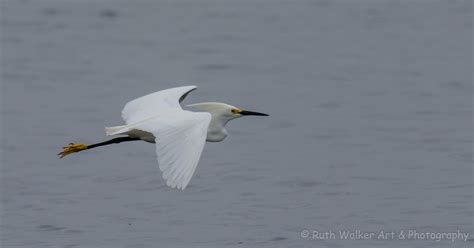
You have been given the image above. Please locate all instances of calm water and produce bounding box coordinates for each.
[1,0,472,247]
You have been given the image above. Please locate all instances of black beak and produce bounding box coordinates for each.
[240,110,269,116]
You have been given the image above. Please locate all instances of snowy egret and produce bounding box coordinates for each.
[58,86,268,190]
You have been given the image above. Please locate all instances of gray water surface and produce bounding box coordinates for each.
[1,0,472,247]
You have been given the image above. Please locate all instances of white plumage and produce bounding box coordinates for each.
[106,86,211,190]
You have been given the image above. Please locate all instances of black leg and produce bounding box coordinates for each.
[87,137,141,149]
[58,136,142,158]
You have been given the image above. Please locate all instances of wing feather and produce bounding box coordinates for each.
[133,111,211,190]
[121,85,197,124]
[118,86,210,190]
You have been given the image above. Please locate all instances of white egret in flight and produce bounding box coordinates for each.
[58,86,268,190]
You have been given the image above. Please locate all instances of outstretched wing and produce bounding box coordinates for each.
[133,111,211,190]
[121,85,197,124]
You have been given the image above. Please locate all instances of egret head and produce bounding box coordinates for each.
[187,102,268,122]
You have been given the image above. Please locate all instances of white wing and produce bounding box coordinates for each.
[119,86,211,189]
[133,111,211,190]
[122,85,197,124]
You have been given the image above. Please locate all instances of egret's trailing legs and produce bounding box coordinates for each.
[58,137,140,158]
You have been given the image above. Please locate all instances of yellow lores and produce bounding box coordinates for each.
[231,108,242,114]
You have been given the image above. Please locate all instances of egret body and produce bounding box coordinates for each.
[59,86,268,190]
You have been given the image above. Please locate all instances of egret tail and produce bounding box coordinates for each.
[105,125,129,136]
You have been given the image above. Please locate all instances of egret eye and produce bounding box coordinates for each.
[231,109,241,114]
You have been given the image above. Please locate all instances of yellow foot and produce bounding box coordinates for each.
[58,143,88,158]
